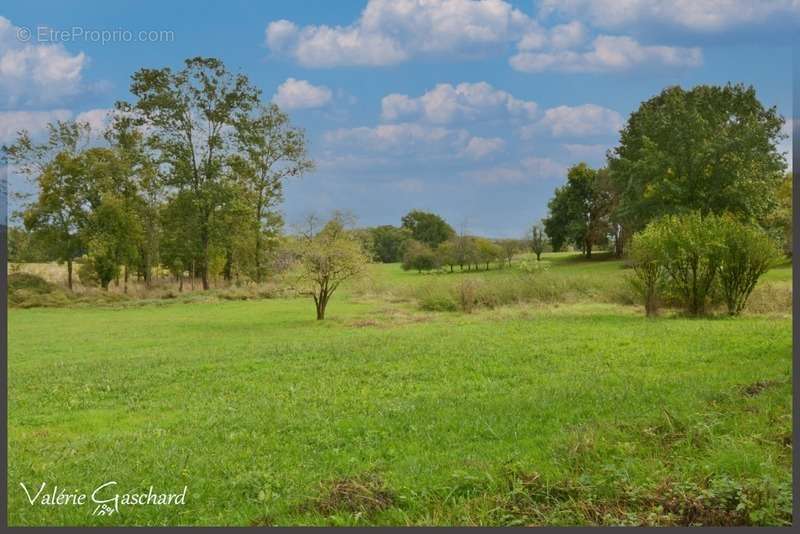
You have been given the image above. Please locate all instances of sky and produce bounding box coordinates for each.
[1,0,796,237]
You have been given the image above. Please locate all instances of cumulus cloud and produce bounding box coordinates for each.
[272,78,332,109]
[265,0,535,67]
[463,136,505,159]
[537,0,800,34]
[381,82,537,124]
[0,109,71,142]
[465,156,568,184]
[323,122,502,161]
[510,35,701,73]
[521,104,624,138]
[0,17,89,106]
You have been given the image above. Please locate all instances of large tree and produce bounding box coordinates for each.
[119,56,260,289]
[401,209,455,248]
[608,83,786,236]
[232,104,313,282]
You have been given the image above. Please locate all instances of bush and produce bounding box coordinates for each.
[8,272,53,294]
[630,213,723,315]
[630,233,666,316]
[631,213,780,316]
[718,220,780,315]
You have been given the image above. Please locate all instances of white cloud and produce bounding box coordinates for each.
[0,109,71,142]
[521,104,623,139]
[324,122,503,161]
[381,82,537,124]
[75,108,113,133]
[265,0,535,67]
[463,136,505,159]
[511,35,701,73]
[0,17,89,106]
[272,78,332,109]
[537,0,800,33]
[0,108,114,143]
[465,156,567,184]
[518,20,586,51]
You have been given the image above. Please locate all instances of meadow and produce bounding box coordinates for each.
[6,253,793,526]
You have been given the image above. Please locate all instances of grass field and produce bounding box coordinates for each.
[7,253,793,525]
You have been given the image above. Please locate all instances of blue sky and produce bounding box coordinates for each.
[1,0,795,237]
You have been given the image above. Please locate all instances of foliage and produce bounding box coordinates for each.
[119,56,260,289]
[292,216,370,319]
[633,213,724,315]
[717,220,780,315]
[630,231,666,316]
[608,83,786,234]
[400,209,455,248]
[401,240,439,273]
[543,163,612,258]
[369,225,412,263]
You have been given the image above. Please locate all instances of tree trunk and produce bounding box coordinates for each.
[124,265,129,294]
[179,274,183,292]
[67,259,73,291]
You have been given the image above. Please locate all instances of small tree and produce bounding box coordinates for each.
[402,240,438,273]
[630,229,666,317]
[293,216,369,320]
[498,239,517,267]
[475,238,501,270]
[530,225,546,261]
[718,218,779,315]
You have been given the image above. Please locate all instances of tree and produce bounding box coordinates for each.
[543,163,612,258]
[609,84,786,237]
[120,56,260,290]
[400,209,455,248]
[475,238,501,270]
[232,104,313,282]
[498,239,518,267]
[402,240,438,273]
[530,225,546,261]
[369,225,411,263]
[293,215,369,320]
[436,239,458,272]
[3,121,92,289]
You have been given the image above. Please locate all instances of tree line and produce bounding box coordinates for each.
[4,57,312,291]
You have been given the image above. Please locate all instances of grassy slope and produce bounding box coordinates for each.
[7,254,793,526]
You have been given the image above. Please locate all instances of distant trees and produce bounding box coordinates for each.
[402,240,438,273]
[543,163,611,258]
[401,210,455,248]
[292,215,370,320]
[369,225,411,263]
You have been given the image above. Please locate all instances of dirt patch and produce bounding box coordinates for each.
[306,473,395,516]
[741,380,781,397]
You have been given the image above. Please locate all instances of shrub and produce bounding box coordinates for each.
[629,232,666,316]
[632,213,725,316]
[717,219,780,315]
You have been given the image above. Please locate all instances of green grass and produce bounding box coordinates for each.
[7,254,793,526]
